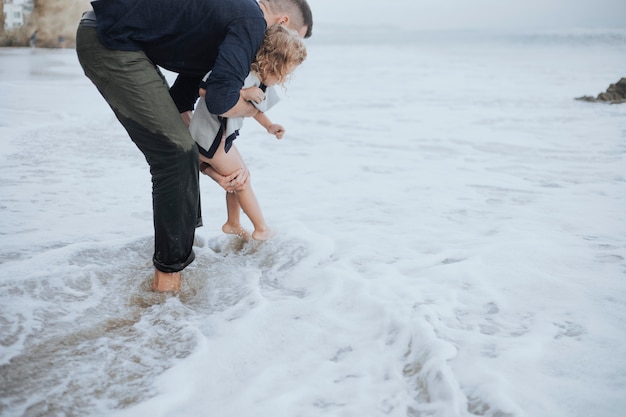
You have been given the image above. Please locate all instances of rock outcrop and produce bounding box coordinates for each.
[576,78,626,104]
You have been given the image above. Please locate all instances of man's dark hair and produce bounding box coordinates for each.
[263,0,313,38]
[294,0,313,38]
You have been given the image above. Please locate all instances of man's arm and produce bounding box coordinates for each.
[169,74,202,113]
[204,18,266,115]
[221,96,259,118]
[198,85,260,118]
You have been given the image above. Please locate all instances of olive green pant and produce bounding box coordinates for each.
[76,24,198,272]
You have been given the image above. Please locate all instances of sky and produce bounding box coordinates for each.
[311,0,626,31]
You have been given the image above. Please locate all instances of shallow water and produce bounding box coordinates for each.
[1,29,625,417]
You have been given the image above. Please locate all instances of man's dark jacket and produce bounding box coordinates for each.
[92,0,266,114]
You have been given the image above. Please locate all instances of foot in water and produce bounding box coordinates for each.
[252,227,272,241]
[222,222,251,241]
[153,269,181,292]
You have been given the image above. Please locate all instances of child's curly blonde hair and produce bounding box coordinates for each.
[251,24,307,85]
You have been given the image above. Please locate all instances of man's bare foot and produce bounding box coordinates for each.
[152,269,181,292]
[222,222,251,241]
[252,227,272,241]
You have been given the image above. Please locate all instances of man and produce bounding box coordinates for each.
[76,0,313,292]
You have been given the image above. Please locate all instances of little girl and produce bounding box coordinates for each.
[190,25,307,241]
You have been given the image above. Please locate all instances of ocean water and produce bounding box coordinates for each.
[1,28,625,417]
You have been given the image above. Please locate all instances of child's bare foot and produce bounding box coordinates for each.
[222,222,251,241]
[251,227,272,241]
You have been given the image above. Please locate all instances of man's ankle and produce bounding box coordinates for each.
[152,269,181,292]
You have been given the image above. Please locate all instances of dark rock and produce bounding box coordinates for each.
[576,78,626,104]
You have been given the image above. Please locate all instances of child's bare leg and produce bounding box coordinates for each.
[200,154,251,240]
[234,180,271,241]
[222,191,251,240]
[225,147,271,240]
[207,145,271,241]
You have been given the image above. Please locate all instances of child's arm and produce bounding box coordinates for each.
[254,112,286,140]
[240,85,285,139]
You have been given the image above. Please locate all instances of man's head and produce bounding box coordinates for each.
[259,0,313,39]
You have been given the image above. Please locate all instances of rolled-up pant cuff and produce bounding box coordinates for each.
[153,249,196,273]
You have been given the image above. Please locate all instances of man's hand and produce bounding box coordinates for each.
[240,86,265,104]
[200,162,250,192]
[227,168,250,191]
[268,123,286,139]
[180,110,192,127]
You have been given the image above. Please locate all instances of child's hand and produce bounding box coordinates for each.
[240,86,265,104]
[268,124,285,139]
